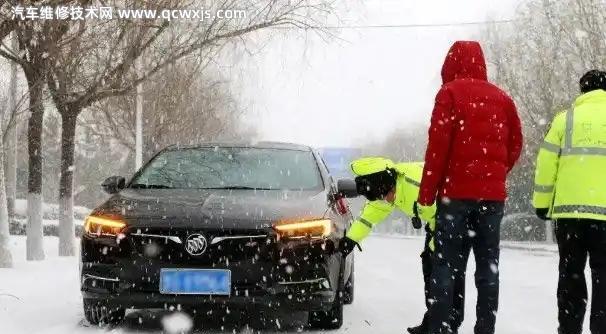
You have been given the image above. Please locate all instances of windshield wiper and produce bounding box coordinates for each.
[201,186,274,190]
[130,184,173,189]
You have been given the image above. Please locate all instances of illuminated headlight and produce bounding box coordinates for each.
[273,219,332,239]
[84,215,126,237]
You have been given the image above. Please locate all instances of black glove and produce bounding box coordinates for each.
[411,202,423,230]
[536,208,549,221]
[339,237,361,256]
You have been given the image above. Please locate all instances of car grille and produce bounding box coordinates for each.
[127,227,276,266]
[120,226,330,294]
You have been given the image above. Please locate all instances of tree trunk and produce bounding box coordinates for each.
[6,34,18,222]
[26,73,45,261]
[0,35,18,268]
[0,126,11,267]
[58,112,77,256]
[5,120,17,221]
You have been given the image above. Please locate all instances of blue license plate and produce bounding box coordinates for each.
[160,269,231,295]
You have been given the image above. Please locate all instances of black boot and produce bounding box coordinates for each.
[407,323,428,334]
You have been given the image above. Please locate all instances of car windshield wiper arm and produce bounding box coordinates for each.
[201,186,274,190]
[130,184,173,189]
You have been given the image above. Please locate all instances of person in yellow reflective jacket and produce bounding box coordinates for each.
[338,157,466,334]
[532,70,606,334]
[341,157,435,247]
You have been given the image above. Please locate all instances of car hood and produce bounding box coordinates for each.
[96,188,330,229]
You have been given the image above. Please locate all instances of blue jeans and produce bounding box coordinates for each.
[428,199,504,334]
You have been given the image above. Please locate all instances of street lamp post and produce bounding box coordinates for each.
[135,57,143,170]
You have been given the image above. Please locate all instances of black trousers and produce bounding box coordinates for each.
[556,220,606,334]
[420,228,466,333]
[428,199,504,334]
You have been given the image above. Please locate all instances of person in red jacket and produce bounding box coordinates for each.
[416,41,523,334]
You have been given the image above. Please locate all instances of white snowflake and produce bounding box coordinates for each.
[161,312,193,334]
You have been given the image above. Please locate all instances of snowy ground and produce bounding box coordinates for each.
[0,235,592,334]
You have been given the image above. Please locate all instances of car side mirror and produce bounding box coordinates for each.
[336,179,359,198]
[102,176,126,194]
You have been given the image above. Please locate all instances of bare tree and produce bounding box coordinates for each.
[0,35,29,267]
[483,0,606,212]
[83,59,254,161]
[43,0,336,256]
[0,6,71,260]
[0,1,19,40]
[361,125,428,162]
[0,91,11,266]
[5,33,19,222]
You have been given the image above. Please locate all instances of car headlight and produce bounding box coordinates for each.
[273,219,332,239]
[84,214,126,237]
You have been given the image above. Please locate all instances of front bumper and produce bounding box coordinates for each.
[80,233,342,312]
[82,285,335,311]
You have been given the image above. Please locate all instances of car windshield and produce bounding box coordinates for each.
[130,147,323,191]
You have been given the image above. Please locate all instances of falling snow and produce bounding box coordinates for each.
[161,312,193,334]
[0,236,578,334]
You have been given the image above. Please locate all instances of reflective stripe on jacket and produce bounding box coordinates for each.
[347,162,437,249]
[532,90,606,221]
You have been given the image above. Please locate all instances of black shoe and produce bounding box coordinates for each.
[407,324,428,334]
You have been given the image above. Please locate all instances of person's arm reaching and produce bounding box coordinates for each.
[418,86,455,206]
[340,200,394,256]
[506,98,523,172]
[346,200,394,244]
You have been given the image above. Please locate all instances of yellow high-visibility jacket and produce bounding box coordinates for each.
[533,89,606,221]
[346,159,437,250]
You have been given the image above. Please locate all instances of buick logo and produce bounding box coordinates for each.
[185,234,208,256]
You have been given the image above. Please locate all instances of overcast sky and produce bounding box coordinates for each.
[227,0,522,148]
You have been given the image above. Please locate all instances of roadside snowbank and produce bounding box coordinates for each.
[9,199,89,237]
[14,199,91,221]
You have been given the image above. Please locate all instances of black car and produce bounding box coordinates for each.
[80,142,356,329]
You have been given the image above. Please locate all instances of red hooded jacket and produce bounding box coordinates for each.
[417,41,523,205]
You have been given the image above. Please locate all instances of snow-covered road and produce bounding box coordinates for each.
[0,236,589,334]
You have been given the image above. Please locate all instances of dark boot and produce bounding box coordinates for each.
[407,323,428,334]
[408,324,456,334]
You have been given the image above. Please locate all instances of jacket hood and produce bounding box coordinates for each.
[441,41,488,84]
